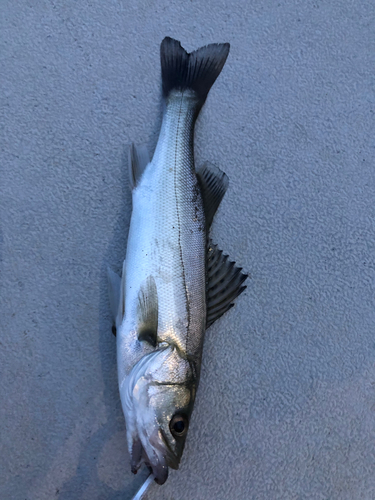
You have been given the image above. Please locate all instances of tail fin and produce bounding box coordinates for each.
[160,37,230,109]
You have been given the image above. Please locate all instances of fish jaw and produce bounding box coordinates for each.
[120,346,196,484]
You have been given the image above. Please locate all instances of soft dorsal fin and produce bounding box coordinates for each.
[137,276,158,347]
[206,241,248,328]
[128,143,150,189]
[196,162,229,228]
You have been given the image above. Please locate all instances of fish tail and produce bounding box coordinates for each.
[160,37,230,111]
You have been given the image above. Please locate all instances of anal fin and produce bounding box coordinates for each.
[206,241,248,328]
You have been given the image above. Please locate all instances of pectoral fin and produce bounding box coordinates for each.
[116,260,127,328]
[137,276,158,347]
[107,262,126,335]
[196,162,229,228]
[107,266,121,323]
[206,241,248,328]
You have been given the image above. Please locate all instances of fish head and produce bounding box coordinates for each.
[121,345,196,485]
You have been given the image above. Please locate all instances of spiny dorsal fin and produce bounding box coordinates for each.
[128,143,150,189]
[196,162,229,228]
[206,241,248,328]
[137,276,158,347]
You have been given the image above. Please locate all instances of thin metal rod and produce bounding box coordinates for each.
[131,474,155,500]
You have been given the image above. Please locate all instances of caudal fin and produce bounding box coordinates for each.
[160,37,230,109]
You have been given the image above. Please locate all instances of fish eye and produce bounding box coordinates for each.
[169,414,188,437]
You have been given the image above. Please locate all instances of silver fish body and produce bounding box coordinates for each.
[118,91,205,483]
[108,37,247,485]
[118,90,206,383]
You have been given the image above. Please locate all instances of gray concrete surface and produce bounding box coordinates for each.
[1,1,375,499]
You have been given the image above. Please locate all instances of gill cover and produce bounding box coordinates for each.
[121,346,196,485]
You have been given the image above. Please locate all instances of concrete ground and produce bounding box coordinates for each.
[1,1,375,499]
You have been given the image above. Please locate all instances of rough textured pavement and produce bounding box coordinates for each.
[1,1,375,499]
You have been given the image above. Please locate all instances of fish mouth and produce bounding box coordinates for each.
[149,427,181,484]
[147,457,169,485]
[152,427,180,469]
[131,428,180,485]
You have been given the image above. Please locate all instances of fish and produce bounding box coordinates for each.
[108,37,247,485]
